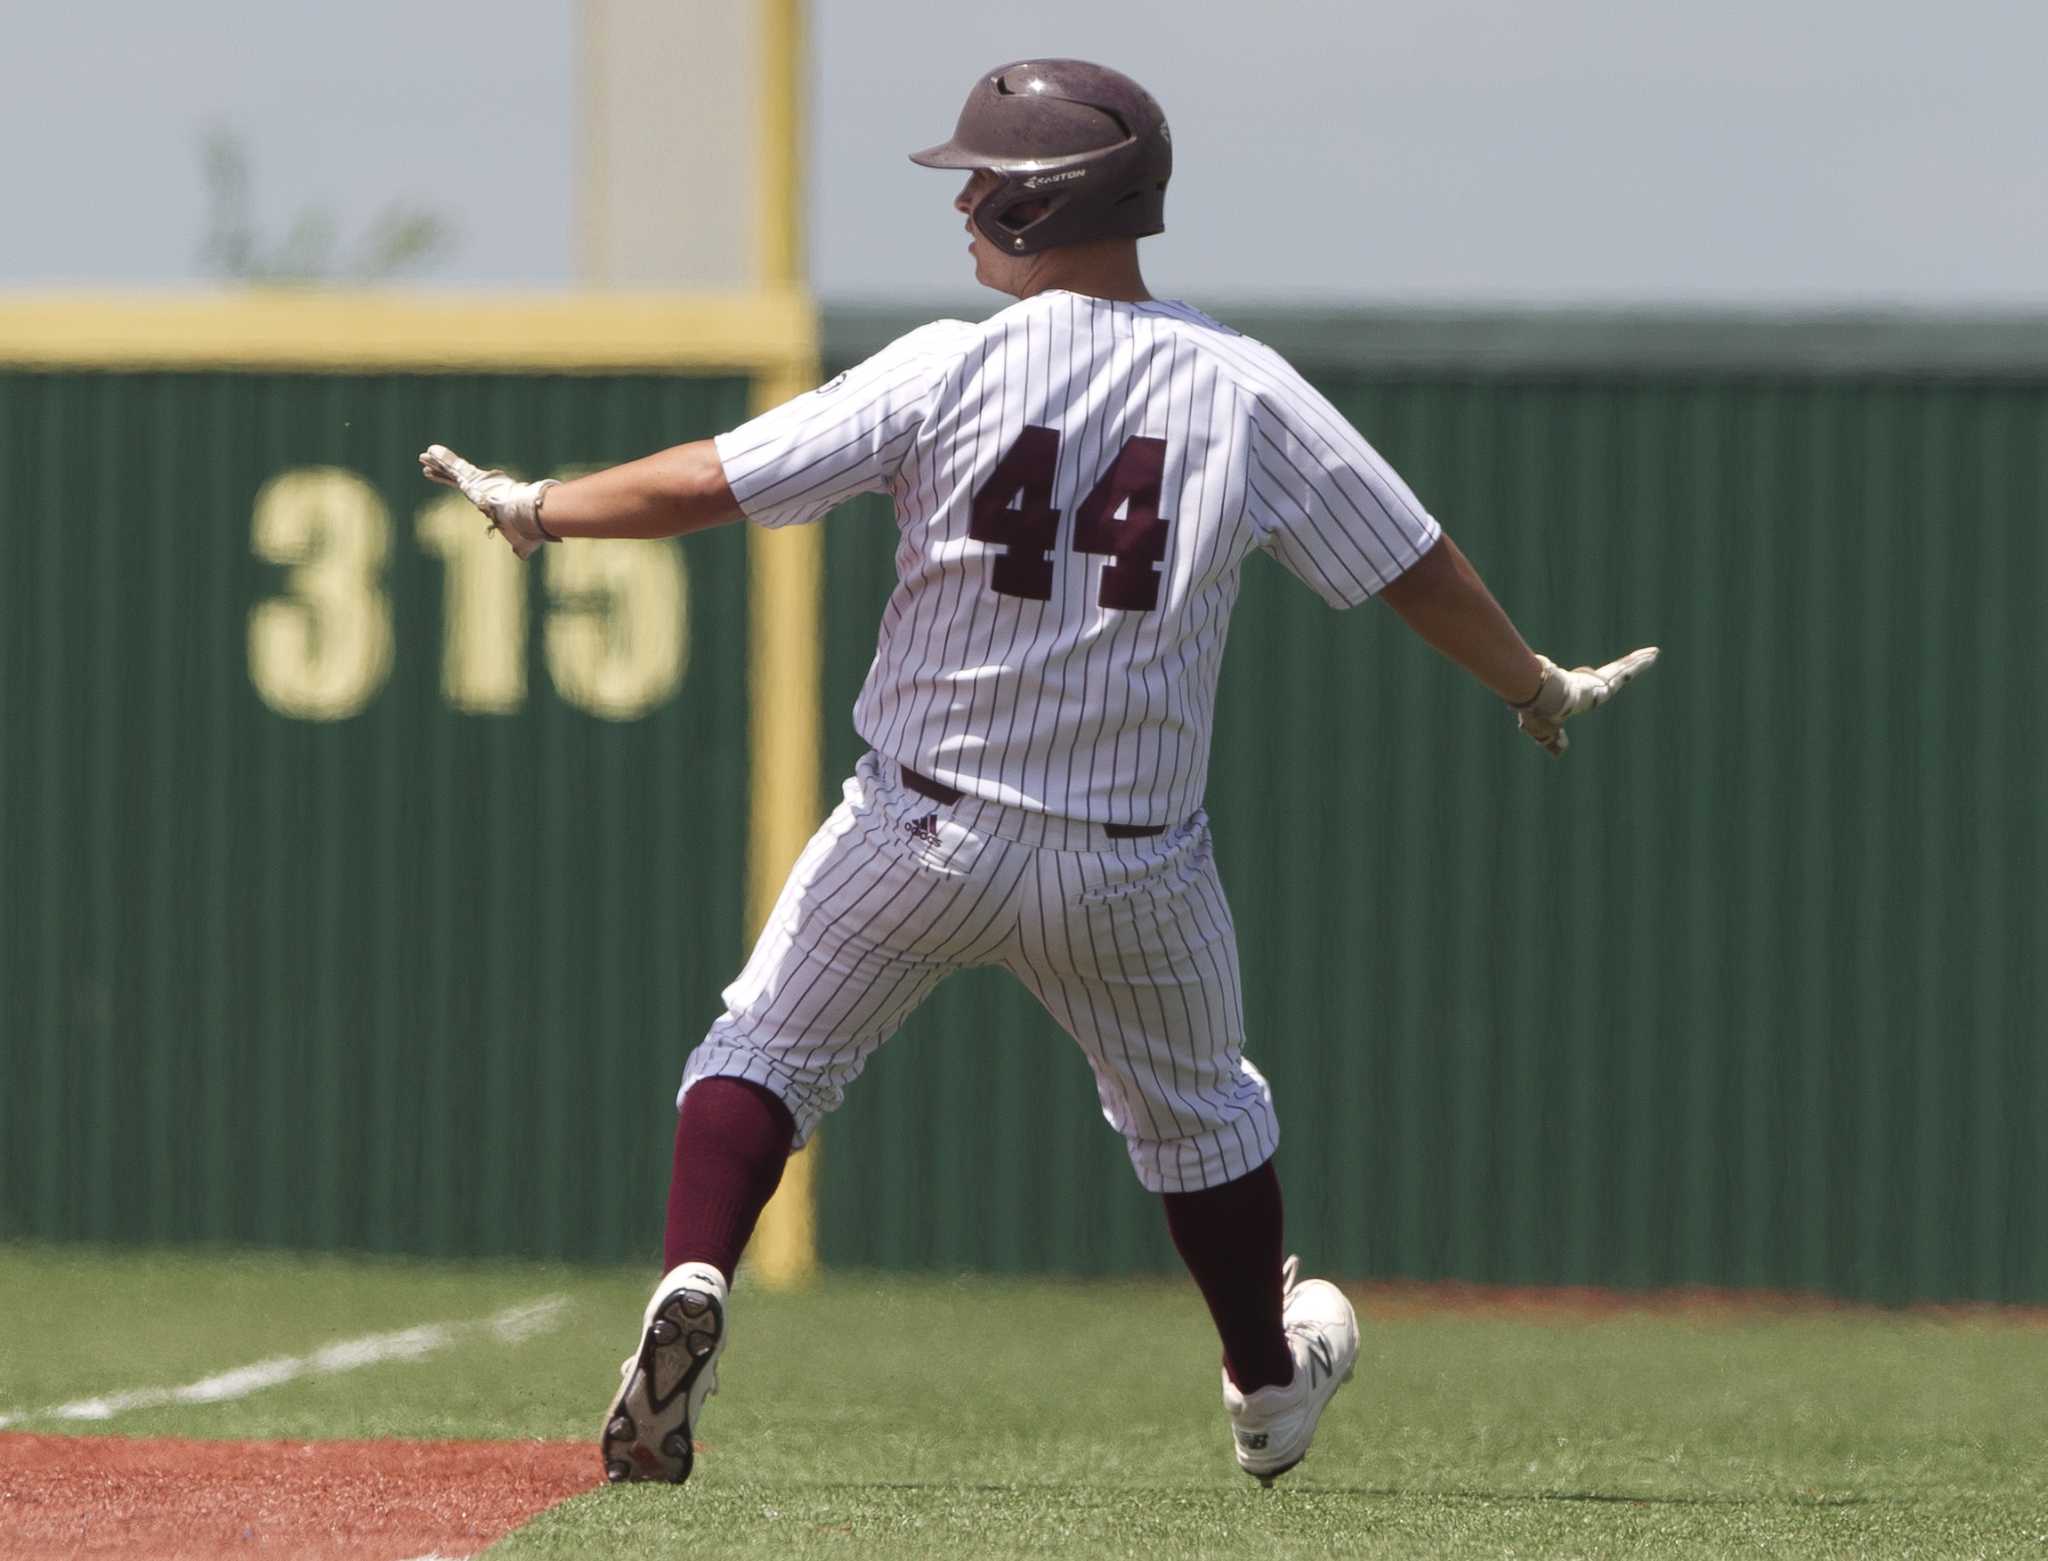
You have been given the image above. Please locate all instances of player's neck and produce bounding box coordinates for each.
[1025,277,1154,304]
[1007,241,1153,305]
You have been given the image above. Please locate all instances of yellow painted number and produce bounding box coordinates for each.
[251,466,691,720]
[248,468,395,719]
[416,492,528,714]
[545,540,689,720]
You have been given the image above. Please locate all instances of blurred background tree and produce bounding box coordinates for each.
[198,126,452,283]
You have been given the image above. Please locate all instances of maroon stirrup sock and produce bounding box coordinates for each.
[1161,1159,1294,1394]
[662,1077,798,1281]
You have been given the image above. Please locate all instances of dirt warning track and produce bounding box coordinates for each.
[0,1434,597,1560]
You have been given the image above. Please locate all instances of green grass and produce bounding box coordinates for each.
[5,1243,2047,1557]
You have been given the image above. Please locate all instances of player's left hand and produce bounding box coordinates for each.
[419,444,560,560]
[1510,647,1659,757]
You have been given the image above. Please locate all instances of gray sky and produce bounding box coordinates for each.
[6,0,2043,305]
[3,1,574,286]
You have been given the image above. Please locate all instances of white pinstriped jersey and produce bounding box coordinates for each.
[714,290,1442,825]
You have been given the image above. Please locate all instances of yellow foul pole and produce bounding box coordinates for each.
[744,0,822,1289]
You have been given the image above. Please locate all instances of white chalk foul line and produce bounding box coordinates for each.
[0,1294,569,1429]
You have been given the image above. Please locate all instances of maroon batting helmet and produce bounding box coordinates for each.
[910,59,1172,255]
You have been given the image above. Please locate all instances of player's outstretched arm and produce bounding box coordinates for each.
[1378,535,1543,703]
[418,439,743,557]
[1378,534,1658,757]
[530,441,744,540]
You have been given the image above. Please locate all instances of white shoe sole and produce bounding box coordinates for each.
[599,1279,725,1484]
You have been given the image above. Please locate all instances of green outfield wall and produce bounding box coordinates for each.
[4,313,2044,1304]
[812,310,2048,1303]
[0,367,754,1265]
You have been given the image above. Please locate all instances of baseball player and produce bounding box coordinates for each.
[422,58,1656,1490]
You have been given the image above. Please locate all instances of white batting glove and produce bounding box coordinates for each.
[1509,647,1660,757]
[418,443,560,560]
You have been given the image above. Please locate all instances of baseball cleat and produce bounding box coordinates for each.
[1223,1254,1359,1486]
[600,1261,728,1485]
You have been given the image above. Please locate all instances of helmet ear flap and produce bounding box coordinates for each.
[973,177,1071,252]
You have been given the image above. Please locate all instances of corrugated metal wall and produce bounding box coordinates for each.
[813,359,2048,1303]
[0,368,754,1263]
[6,332,2043,1303]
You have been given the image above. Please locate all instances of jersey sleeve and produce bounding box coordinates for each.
[1243,361,1442,608]
[712,321,973,529]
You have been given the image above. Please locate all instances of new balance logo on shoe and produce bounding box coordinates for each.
[1226,1260,1358,1485]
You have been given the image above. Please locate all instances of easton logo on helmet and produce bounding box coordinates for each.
[1022,170,1089,189]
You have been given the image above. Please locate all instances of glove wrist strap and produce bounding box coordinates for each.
[531,479,564,543]
[1507,657,1555,712]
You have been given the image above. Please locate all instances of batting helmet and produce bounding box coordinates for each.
[910,59,1172,255]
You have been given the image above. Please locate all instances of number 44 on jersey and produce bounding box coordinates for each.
[969,428,1172,611]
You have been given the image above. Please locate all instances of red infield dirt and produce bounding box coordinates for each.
[0,1434,598,1560]
[1348,1278,2048,1327]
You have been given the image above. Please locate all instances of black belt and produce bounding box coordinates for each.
[900,765,1164,838]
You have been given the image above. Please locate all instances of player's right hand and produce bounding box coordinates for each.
[419,443,559,560]
[1510,647,1659,757]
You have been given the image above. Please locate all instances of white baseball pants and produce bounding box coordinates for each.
[679,752,1278,1193]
